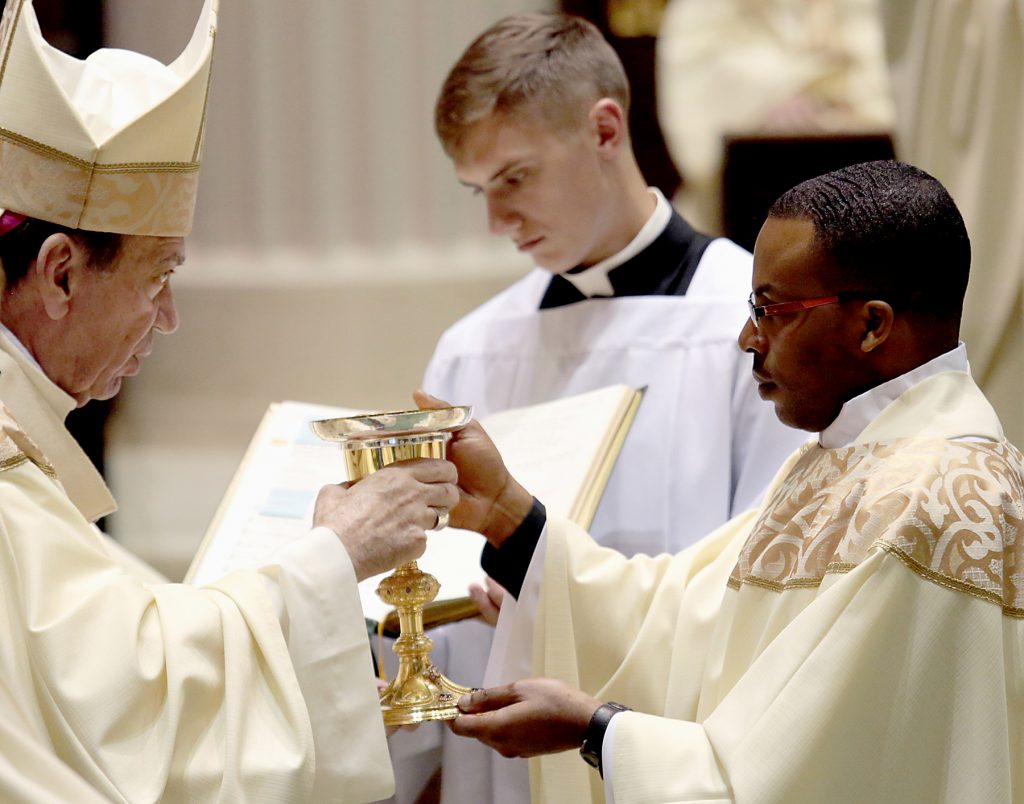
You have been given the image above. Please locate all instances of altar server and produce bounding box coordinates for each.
[0,2,455,800]
[427,12,805,559]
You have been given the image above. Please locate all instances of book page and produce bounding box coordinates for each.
[485,384,641,527]
[188,400,358,588]
[188,385,639,623]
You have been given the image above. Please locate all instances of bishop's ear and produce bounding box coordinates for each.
[860,300,895,352]
[33,233,84,321]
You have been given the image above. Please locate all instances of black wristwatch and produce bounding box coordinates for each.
[579,701,631,777]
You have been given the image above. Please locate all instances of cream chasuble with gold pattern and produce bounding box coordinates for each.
[528,370,1023,803]
[0,333,393,802]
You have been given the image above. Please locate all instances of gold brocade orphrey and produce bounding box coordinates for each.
[728,439,1024,617]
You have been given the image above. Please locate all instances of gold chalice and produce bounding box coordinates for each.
[310,406,473,726]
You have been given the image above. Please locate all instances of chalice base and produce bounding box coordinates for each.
[379,667,471,726]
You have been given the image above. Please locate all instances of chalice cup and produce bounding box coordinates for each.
[310,406,473,726]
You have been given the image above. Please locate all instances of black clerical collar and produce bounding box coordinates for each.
[539,211,713,310]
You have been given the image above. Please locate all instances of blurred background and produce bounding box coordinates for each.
[38,0,1024,579]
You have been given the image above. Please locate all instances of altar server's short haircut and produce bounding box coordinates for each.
[769,160,971,319]
[435,12,630,157]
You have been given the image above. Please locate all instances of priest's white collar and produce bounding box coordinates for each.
[560,187,672,298]
[819,342,969,448]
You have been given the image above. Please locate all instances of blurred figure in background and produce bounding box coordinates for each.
[657,0,895,234]
[884,0,1024,446]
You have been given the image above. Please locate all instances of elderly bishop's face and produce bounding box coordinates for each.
[58,235,183,405]
[737,216,870,433]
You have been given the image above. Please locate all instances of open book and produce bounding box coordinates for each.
[187,384,643,627]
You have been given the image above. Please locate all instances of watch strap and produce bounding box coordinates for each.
[579,701,630,777]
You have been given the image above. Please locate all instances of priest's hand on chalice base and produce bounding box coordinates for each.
[312,458,459,582]
[449,679,602,758]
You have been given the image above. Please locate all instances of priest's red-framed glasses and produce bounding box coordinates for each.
[747,292,842,329]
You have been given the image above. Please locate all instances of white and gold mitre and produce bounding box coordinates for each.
[0,0,217,236]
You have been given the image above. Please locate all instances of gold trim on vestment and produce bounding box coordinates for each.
[0,451,56,478]
[729,562,858,593]
[877,541,1024,618]
[731,543,1024,617]
[0,415,58,479]
[728,438,1024,616]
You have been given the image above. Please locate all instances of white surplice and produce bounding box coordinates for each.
[425,228,805,555]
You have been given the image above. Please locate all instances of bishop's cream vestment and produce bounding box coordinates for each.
[0,4,395,797]
[0,673,110,803]
[494,365,1023,802]
[0,334,393,802]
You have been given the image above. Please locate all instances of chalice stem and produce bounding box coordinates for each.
[377,560,470,725]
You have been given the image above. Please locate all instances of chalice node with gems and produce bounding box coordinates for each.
[310,406,473,726]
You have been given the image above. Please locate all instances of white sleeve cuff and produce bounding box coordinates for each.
[603,713,620,803]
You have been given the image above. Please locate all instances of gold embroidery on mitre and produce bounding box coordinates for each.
[192,27,217,162]
[0,127,201,173]
[0,0,26,88]
[79,169,200,236]
[730,440,1024,613]
[0,133,200,236]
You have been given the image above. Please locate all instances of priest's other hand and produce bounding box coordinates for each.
[448,679,601,758]
[468,575,507,627]
[313,459,458,581]
[414,389,533,549]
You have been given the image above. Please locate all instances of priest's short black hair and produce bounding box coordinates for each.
[768,160,971,320]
